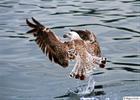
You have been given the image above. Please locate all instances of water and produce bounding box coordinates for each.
[0,0,140,100]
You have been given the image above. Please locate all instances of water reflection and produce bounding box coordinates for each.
[112,62,140,67]
[106,66,140,73]
[0,35,28,39]
[50,22,140,34]
[123,55,139,58]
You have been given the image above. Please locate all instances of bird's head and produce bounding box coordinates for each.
[63,31,81,41]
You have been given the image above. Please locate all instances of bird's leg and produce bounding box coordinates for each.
[69,61,78,78]
[69,55,80,78]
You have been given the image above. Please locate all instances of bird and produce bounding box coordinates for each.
[26,17,106,80]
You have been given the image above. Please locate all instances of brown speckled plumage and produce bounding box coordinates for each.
[26,18,106,80]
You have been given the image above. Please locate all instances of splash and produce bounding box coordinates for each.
[55,75,103,99]
[78,75,96,95]
[80,97,99,100]
[67,75,96,96]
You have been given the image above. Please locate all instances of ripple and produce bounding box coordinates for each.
[113,37,132,40]
[0,1,17,4]
[103,79,140,89]
[115,27,140,34]
[121,0,137,3]
[103,13,140,18]
[50,12,70,15]
[15,11,25,13]
[106,66,140,73]
[51,23,140,34]
[133,35,140,37]
[41,0,53,1]
[122,79,140,82]
[0,5,13,8]
[124,14,140,17]
[18,3,37,7]
[57,4,80,7]
[0,0,140,99]
[101,18,125,23]
[39,6,56,9]
[92,72,104,75]
[82,1,96,3]
[123,55,139,58]
[97,8,120,12]
[50,8,102,16]
[112,62,140,67]
[0,35,28,39]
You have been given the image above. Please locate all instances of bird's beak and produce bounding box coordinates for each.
[63,34,68,38]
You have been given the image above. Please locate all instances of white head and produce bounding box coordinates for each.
[63,31,81,41]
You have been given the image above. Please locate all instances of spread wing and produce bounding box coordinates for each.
[70,29,101,56]
[26,18,106,80]
[26,17,69,67]
[70,29,91,41]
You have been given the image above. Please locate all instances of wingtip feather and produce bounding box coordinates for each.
[26,29,37,34]
[31,17,44,28]
[26,18,37,28]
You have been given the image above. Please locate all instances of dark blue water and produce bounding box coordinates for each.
[0,0,140,100]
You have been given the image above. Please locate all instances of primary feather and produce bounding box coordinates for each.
[26,18,69,67]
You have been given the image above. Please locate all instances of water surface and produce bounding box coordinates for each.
[0,0,140,100]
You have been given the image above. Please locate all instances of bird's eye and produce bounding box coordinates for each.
[68,33,71,35]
